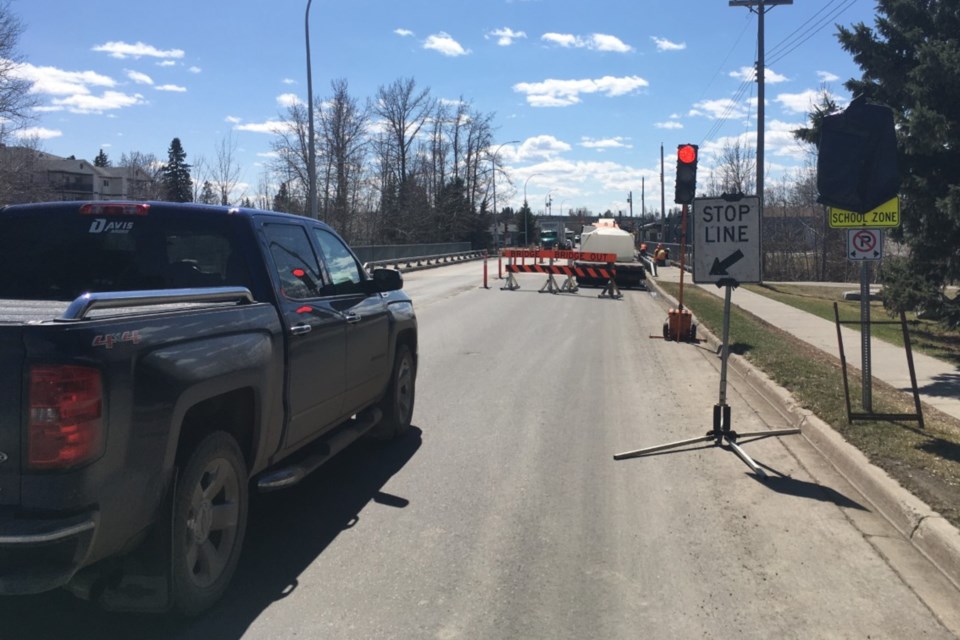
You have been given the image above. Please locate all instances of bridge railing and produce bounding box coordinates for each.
[363,249,487,272]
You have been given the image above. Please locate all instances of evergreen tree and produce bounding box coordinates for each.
[273,181,296,212]
[515,201,537,246]
[161,137,193,202]
[93,149,110,168]
[837,1,960,324]
[198,180,217,205]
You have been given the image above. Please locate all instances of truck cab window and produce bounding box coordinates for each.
[263,223,324,299]
[313,228,364,296]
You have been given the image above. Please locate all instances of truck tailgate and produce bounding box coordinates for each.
[0,326,23,505]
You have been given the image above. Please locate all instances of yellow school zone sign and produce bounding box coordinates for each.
[828,196,900,228]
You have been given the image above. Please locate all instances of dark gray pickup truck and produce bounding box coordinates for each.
[0,201,417,615]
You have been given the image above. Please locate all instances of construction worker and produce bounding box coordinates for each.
[655,244,667,266]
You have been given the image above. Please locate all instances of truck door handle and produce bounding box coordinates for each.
[290,323,312,336]
[343,312,361,324]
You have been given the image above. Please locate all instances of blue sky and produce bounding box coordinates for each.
[11,0,875,216]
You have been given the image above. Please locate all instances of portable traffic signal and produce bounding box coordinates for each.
[675,144,698,205]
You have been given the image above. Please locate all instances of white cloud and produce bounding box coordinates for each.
[157,60,176,67]
[235,119,288,134]
[13,126,62,140]
[513,75,648,107]
[13,62,115,96]
[541,33,632,52]
[581,136,632,149]
[518,135,571,160]
[394,28,414,37]
[225,116,242,124]
[257,151,280,159]
[156,84,187,92]
[655,121,683,129]
[487,27,527,46]
[775,89,843,114]
[542,33,579,48]
[92,41,185,60]
[589,34,632,53]
[277,93,303,107]
[51,91,146,114]
[651,36,685,52]
[818,70,840,83]
[188,66,202,74]
[126,70,153,85]
[766,119,810,161]
[423,32,469,57]
[282,78,297,85]
[729,66,788,83]
[690,98,749,120]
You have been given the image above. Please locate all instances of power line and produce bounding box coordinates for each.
[767,0,859,66]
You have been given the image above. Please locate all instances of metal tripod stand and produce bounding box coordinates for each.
[614,279,800,479]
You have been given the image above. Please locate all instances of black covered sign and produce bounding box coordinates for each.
[817,96,900,214]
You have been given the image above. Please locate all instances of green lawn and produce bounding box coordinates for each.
[743,283,960,367]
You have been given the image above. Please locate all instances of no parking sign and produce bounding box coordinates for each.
[847,229,883,261]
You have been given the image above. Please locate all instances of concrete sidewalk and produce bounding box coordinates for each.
[654,266,960,421]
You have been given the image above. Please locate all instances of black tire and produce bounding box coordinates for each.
[171,431,248,617]
[663,322,670,340]
[371,344,416,439]
[689,324,697,341]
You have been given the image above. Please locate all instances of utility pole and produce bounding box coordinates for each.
[305,0,318,219]
[660,143,665,242]
[627,191,633,218]
[730,0,791,280]
[641,177,646,218]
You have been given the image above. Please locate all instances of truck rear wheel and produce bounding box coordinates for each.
[371,344,416,439]
[171,431,248,616]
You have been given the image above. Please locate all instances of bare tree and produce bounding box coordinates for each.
[269,103,311,215]
[318,79,369,235]
[190,154,210,202]
[0,137,52,204]
[213,132,241,205]
[118,151,163,200]
[0,1,37,145]
[716,137,756,195]
[373,77,434,204]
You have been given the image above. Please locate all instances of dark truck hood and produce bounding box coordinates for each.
[0,324,24,505]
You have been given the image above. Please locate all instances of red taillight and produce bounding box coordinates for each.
[29,365,104,470]
[79,202,150,216]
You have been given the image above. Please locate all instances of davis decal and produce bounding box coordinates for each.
[89,218,135,234]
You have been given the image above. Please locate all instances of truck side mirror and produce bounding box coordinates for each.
[368,267,403,293]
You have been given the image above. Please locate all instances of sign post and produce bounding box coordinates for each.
[830,200,897,413]
[616,193,799,477]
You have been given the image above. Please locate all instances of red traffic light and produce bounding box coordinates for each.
[678,144,697,164]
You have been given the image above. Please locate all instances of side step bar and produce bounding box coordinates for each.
[256,407,382,492]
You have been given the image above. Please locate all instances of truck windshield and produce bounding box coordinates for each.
[0,208,250,301]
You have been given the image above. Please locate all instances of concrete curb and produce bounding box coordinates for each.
[645,275,960,591]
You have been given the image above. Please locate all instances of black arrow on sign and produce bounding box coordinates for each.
[710,249,744,275]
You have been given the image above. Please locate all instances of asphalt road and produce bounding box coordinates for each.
[3,261,958,639]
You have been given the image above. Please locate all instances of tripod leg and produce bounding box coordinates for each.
[736,428,801,440]
[726,439,767,478]
[614,434,715,460]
